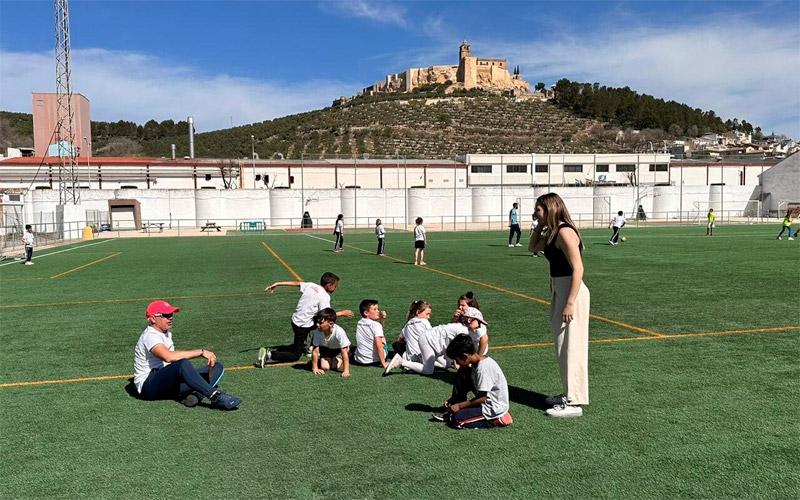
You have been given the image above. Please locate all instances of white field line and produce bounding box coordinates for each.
[0,239,114,267]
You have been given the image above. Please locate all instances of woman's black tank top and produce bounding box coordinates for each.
[543,223,582,277]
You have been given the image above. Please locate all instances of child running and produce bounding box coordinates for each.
[386,300,432,375]
[375,219,386,255]
[413,217,426,265]
[431,334,513,429]
[777,211,796,240]
[352,299,389,368]
[610,210,626,245]
[310,308,351,378]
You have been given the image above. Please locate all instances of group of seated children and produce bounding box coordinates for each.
[267,277,510,429]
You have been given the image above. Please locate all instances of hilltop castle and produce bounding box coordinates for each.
[361,41,531,96]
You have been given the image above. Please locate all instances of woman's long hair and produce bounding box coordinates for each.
[535,193,583,248]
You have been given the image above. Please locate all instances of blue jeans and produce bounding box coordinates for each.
[141,359,224,400]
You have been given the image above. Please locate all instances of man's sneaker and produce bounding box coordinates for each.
[515,243,522,247]
[210,391,241,410]
[508,244,514,247]
[544,393,567,407]
[789,237,795,241]
[256,347,269,368]
[431,411,449,422]
[24,261,33,265]
[383,353,404,376]
[545,403,582,418]
[179,392,201,408]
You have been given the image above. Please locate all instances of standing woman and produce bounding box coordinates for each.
[333,214,344,252]
[530,193,590,418]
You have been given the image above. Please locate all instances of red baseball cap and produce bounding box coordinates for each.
[145,300,180,318]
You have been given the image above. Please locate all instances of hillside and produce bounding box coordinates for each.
[1,82,754,159]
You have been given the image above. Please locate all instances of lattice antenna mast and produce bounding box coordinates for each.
[54,0,79,204]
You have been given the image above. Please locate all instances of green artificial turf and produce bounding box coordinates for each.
[0,224,797,498]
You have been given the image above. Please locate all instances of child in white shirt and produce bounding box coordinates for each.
[413,217,426,265]
[375,219,386,255]
[310,308,351,378]
[353,299,388,367]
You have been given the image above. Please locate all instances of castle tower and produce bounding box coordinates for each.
[459,40,471,61]
[457,40,477,89]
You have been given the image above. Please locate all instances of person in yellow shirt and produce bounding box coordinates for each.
[776,211,796,240]
[706,209,716,236]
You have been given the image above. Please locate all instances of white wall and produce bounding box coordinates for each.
[20,184,765,229]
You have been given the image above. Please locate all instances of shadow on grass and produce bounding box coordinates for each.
[508,385,551,411]
[405,402,441,413]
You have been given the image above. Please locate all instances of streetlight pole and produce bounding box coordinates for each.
[83,137,90,188]
[250,135,255,189]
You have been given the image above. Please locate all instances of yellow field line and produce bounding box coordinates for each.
[1,326,796,390]
[49,252,122,279]
[261,242,303,281]
[0,291,264,309]
[341,241,662,337]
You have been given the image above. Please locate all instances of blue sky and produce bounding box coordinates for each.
[1,0,798,137]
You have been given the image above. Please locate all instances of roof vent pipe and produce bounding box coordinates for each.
[188,116,195,159]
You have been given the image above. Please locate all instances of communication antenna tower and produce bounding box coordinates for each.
[54,0,80,204]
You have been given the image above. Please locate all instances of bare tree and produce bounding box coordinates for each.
[217,160,240,189]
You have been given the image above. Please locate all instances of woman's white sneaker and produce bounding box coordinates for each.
[545,403,583,418]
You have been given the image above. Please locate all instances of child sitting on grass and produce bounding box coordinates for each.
[432,334,513,429]
[352,299,388,368]
[310,308,351,378]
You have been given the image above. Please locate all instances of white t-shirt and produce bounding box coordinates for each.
[335,219,344,234]
[133,325,174,393]
[23,232,34,247]
[354,317,385,364]
[420,322,468,356]
[469,324,488,355]
[414,225,426,241]
[473,357,510,419]
[400,317,431,359]
[375,224,385,238]
[311,324,351,351]
[612,215,626,228]
[291,282,332,328]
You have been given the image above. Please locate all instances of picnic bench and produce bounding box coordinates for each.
[141,222,164,233]
[201,222,221,232]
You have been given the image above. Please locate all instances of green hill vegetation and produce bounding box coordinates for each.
[0,80,761,159]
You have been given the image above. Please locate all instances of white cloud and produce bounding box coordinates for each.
[320,0,407,28]
[484,21,800,137]
[0,48,359,132]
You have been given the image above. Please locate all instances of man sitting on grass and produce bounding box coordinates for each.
[431,334,512,429]
[133,300,241,410]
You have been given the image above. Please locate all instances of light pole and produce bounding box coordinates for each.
[83,137,90,188]
[250,135,255,188]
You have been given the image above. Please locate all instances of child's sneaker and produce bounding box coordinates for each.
[789,237,795,241]
[545,403,582,418]
[430,411,449,422]
[383,353,404,376]
[24,261,33,265]
[515,243,522,247]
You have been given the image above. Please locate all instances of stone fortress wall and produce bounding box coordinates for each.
[362,41,530,96]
